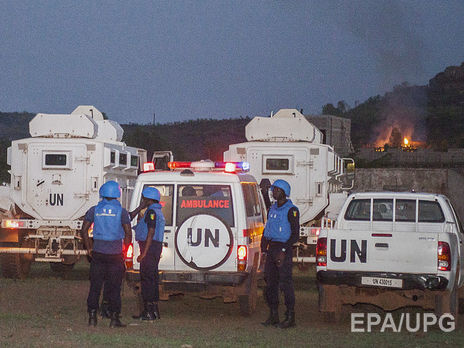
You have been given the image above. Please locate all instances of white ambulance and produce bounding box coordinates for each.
[125,160,266,316]
[316,192,464,320]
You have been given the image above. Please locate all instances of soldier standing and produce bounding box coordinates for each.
[81,181,131,328]
[261,179,300,328]
[130,187,165,321]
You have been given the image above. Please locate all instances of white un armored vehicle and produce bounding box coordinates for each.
[0,105,147,278]
[224,109,354,264]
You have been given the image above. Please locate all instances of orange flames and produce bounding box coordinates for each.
[373,125,414,148]
[372,125,425,151]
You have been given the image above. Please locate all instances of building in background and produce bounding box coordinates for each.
[305,114,354,156]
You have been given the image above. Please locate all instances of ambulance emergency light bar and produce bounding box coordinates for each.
[142,160,249,173]
[167,161,250,172]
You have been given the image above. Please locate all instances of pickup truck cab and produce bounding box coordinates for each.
[316,192,464,320]
[125,160,266,316]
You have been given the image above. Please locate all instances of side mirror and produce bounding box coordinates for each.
[346,162,355,173]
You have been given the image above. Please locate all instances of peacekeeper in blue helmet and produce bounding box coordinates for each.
[80,181,132,328]
[261,179,300,329]
[128,186,165,321]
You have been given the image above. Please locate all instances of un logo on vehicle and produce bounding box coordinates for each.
[175,214,233,270]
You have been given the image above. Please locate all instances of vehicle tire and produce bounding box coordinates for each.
[0,231,33,279]
[1,253,31,279]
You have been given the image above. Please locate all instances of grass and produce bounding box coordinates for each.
[1,262,464,347]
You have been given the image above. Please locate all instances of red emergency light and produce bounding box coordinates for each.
[143,162,155,172]
[168,161,192,170]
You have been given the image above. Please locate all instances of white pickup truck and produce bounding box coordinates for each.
[316,192,464,320]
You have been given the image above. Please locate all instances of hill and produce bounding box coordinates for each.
[324,62,464,150]
[122,117,250,162]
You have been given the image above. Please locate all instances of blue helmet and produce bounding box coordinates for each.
[271,179,291,197]
[142,187,160,202]
[99,181,121,198]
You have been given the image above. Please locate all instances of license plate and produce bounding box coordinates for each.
[361,276,403,288]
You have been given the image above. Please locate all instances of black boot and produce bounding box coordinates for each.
[88,309,97,327]
[109,312,126,328]
[140,302,156,321]
[279,310,296,329]
[153,303,160,319]
[261,308,279,327]
[100,301,111,319]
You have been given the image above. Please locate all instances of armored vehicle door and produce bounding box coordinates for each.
[26,142,89,220]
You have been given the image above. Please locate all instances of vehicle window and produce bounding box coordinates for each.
[119,153,127,165]
[446,200,464,234]
[241,183,261,217]
[262,155,294,174]
[266,158,289,171]
[130,155,138,167]
[45,153,67,166]
[177,184,234,227]
[395,199,416,222]
[142,184,174,226]
[344,199,371,221]
[373,199,393,221]
[418,200,445,223]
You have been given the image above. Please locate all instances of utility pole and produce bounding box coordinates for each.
[152,112,156,125]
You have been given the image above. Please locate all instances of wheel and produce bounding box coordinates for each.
[1,253,31,279]
[0,231,33,279]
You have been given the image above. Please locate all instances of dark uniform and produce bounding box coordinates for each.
[134,201,165,319]
[261,197,299,328]
[81,181,131,328]
[84,201,130,314]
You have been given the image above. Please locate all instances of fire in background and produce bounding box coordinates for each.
[373,124,426,152]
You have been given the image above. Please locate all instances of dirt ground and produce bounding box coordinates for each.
[1,261,464,347]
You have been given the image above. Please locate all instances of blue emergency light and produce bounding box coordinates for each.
[214,161,250,172]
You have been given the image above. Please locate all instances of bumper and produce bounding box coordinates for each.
[126,269,249,291]
[317,270,448,291]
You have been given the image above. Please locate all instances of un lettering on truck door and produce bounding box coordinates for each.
[330,239,367,263]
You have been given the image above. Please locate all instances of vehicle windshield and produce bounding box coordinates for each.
[177,184,234,226]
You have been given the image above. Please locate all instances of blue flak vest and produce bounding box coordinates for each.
[263,199,296,243]
[93,199,125,241]
[135,203,165,242]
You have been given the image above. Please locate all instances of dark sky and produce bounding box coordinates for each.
[1,0,463,124]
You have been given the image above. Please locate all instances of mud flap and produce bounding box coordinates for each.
[318,283,342,322]
[238,253,259,316]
